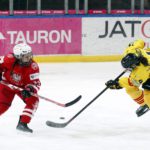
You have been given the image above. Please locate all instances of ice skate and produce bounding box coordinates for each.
[16,119,33,133]
[136,104,149,117]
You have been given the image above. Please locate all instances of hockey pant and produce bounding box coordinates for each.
[119,77,150,107]
[0,83,39,123]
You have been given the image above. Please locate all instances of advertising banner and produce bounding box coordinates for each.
[0,17,81,56]
[82,17,150,55]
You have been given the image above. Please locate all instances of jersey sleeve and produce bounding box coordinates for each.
[0,53,16,72]
[24,62,41,92]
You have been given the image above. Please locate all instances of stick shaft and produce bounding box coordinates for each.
[46,69,127,128]
[0,81,81,107]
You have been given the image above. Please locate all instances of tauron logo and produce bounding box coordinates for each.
[0,32,6,40]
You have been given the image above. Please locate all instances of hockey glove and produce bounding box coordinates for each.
[21,85,36,99]
[105,80,122,89]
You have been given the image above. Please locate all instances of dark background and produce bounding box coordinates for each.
[0,0,150,11]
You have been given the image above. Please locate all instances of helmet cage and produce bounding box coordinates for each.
[19,52,33,66]
[13,43,33,66]
[121,53,140,69]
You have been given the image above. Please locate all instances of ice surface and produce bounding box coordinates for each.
[0,62,150,150]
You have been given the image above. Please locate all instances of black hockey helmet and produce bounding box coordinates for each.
[121,53,140,69]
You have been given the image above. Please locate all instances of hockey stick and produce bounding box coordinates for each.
[46,69,127,128]
[0,81,82,107]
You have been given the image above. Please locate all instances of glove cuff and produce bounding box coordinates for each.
[25,84,37,93]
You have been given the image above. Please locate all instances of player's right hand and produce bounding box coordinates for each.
[105,80,122,89]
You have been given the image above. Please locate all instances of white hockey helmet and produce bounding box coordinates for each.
[13,43,32,59]
[13,43,33,66]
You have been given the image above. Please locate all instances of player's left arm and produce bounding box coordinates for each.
[24,62,41,93]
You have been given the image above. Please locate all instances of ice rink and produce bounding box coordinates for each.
[0,62,150,150]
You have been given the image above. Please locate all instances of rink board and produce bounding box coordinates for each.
[34,55,123,62]
[0,15,150,62]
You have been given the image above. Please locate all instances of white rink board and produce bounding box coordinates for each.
[82,17,150,55]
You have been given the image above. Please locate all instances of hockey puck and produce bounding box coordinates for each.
[59,117,65,120]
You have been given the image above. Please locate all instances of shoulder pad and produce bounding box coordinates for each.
[4,53,16,63]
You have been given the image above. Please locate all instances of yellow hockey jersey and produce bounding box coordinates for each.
[119,39,150,87]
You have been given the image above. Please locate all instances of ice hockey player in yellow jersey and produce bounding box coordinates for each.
[106,39,150,117]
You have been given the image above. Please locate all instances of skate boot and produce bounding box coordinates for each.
[16,117,33,133]
[136,104,149,117]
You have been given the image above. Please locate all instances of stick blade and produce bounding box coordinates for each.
[65,95,82,107]
[46,120,68,128]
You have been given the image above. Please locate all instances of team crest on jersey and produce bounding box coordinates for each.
[31,63,38,70]
[12,73,21,82]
